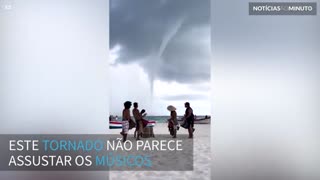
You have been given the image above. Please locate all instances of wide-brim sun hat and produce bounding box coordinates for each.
[167,105,176,111]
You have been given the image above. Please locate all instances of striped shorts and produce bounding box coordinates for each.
[122,120,129,134]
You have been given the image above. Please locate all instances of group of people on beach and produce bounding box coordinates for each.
[120,101,146,142]
[120,101,195,142]
[166,102,195,139]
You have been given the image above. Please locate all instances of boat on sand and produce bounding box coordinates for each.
[177,116,211,124]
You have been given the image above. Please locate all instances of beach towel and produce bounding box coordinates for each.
[129,119,136,129]
[180,120,189,129]
[142,119,149,127]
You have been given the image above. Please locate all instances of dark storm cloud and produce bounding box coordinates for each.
[161,94,208,101]
[110,0,210,84]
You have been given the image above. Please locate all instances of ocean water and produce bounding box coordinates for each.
[146,116,172,123]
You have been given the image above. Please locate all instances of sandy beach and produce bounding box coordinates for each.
[107,123,211,180]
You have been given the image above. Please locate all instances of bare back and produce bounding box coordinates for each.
[132,108,142,121]
[171,111,178,125]
[122,109,131,120]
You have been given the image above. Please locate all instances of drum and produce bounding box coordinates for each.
[142,127,155,138]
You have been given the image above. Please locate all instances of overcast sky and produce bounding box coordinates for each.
[1,0,109,133]
[109,0,211,116]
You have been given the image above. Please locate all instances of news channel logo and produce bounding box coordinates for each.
[249,2,317,15]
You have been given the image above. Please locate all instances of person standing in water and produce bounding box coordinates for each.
[132,102,143,140]
[184,102,195,138]
[167,105,178,138]
[121,101,132,142]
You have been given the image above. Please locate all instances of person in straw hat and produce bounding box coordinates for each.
[167,105,178,138]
